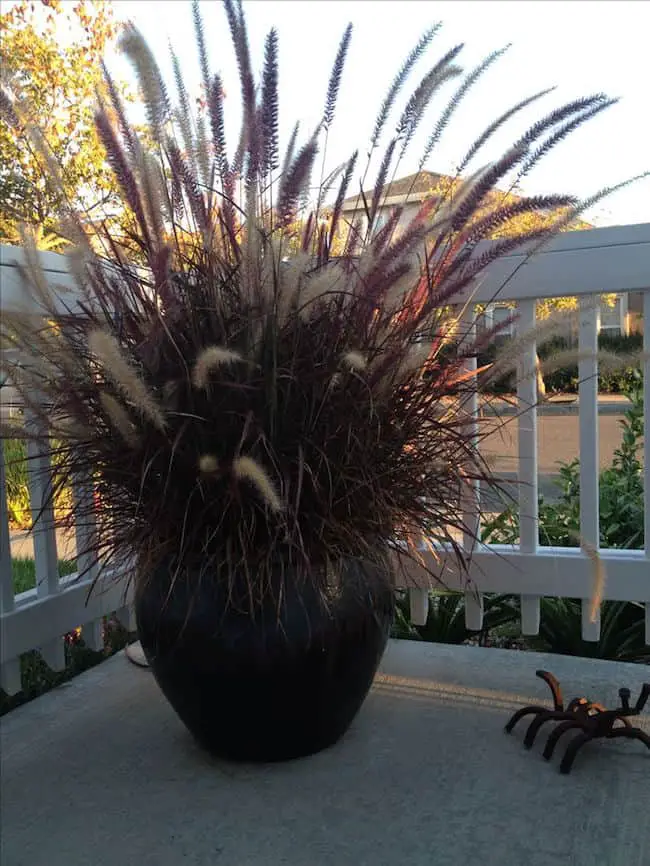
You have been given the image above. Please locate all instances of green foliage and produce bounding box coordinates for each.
[523,598,650,662]
[481,374,647,662]
[482,371,645,549]
[3,437,73,529]
[11,556,77,594]
[392,590,519,645]
[3,438,31,527]
[0,0,121,246]
[479,332,643,395]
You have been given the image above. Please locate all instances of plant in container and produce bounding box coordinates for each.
[0,0,635,761]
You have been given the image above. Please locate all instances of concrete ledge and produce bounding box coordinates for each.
[1,641,649,866]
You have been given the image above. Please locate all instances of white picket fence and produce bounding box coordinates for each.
[1,224,649,696]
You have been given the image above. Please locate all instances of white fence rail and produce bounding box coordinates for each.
[1,225,649,695]
[0,429,133,696]
[398,223,650,638]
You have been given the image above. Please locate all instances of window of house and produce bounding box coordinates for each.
[492,304,515,336]
[372,213,387,237]
[598,295,627,337]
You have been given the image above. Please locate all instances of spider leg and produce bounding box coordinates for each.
[560,732,593,774]
[504,706,547,734]
[523,710,568,749]
[536,670,564,711]
[543,720,586,761]
[634,684,650,713]
[606,726,650,751]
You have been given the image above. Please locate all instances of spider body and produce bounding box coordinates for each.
[505,670,650,774]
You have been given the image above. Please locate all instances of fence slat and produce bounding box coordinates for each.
[403,546,650,601]
[0,442,15,615]
[578,297,601,642]
[643,287,650,646]
[457,310,484,633]
[0,661,22,696]
[516,299,540,549]
[520,595,541,635]
[460,311,480,551]
[2,571,131,659]
[516,299,541,635]
[0,444,23,694]
[116,604,137,633]
[72,476,105,651]
[81,619,104,652]
[643,287,650,559]
[25,411,65,671]
[464,591,484,631]
[408,588,429,627]
[581,598,601,643]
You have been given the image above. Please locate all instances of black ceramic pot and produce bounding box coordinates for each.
[135,558,394,762]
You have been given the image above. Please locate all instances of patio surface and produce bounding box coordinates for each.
[1,640,649,866]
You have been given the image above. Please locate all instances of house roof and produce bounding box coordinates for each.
[338,169,594,232]
[339,171,444,211]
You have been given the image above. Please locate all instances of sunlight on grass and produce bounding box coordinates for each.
[11,557,78,594]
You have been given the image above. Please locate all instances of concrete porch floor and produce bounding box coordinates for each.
[1,640,649,866]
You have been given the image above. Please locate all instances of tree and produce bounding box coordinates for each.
[0,0,121,249]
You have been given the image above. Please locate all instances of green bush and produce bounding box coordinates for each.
[481,373,647,661]
[391,590,519,646]
[478,332,643,395]
[3,437,73,529]
[482,371,645,549]
[521,597,650,662]
[3,438,31,527]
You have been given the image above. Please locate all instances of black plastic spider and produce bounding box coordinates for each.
[505,670,650,774]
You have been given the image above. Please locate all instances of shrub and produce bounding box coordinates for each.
[392,590,519,646]
[481,373,647,661]
[477,332,643,395]
[482,371,644,549]
[2,438,31,528]
[3,436,73,530]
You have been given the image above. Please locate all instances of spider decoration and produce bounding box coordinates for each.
[505,670,650,774]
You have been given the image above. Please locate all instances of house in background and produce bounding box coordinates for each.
[339,170,443,239]
[339,171,643,338]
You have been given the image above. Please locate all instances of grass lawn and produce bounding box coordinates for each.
[11,557,78,594]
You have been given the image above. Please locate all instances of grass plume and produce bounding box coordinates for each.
[88,330,166,431]
[233,455,283,513]
[193,346,245,389]
[323,23,353,129]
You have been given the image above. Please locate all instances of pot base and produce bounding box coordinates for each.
[136,560,394,762]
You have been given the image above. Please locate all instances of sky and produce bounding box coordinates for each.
[109,1,648,227]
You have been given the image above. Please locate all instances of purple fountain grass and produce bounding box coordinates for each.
[0,0,637,603]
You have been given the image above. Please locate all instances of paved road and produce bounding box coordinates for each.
[481,408,630,476]
[10,527,77,561]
